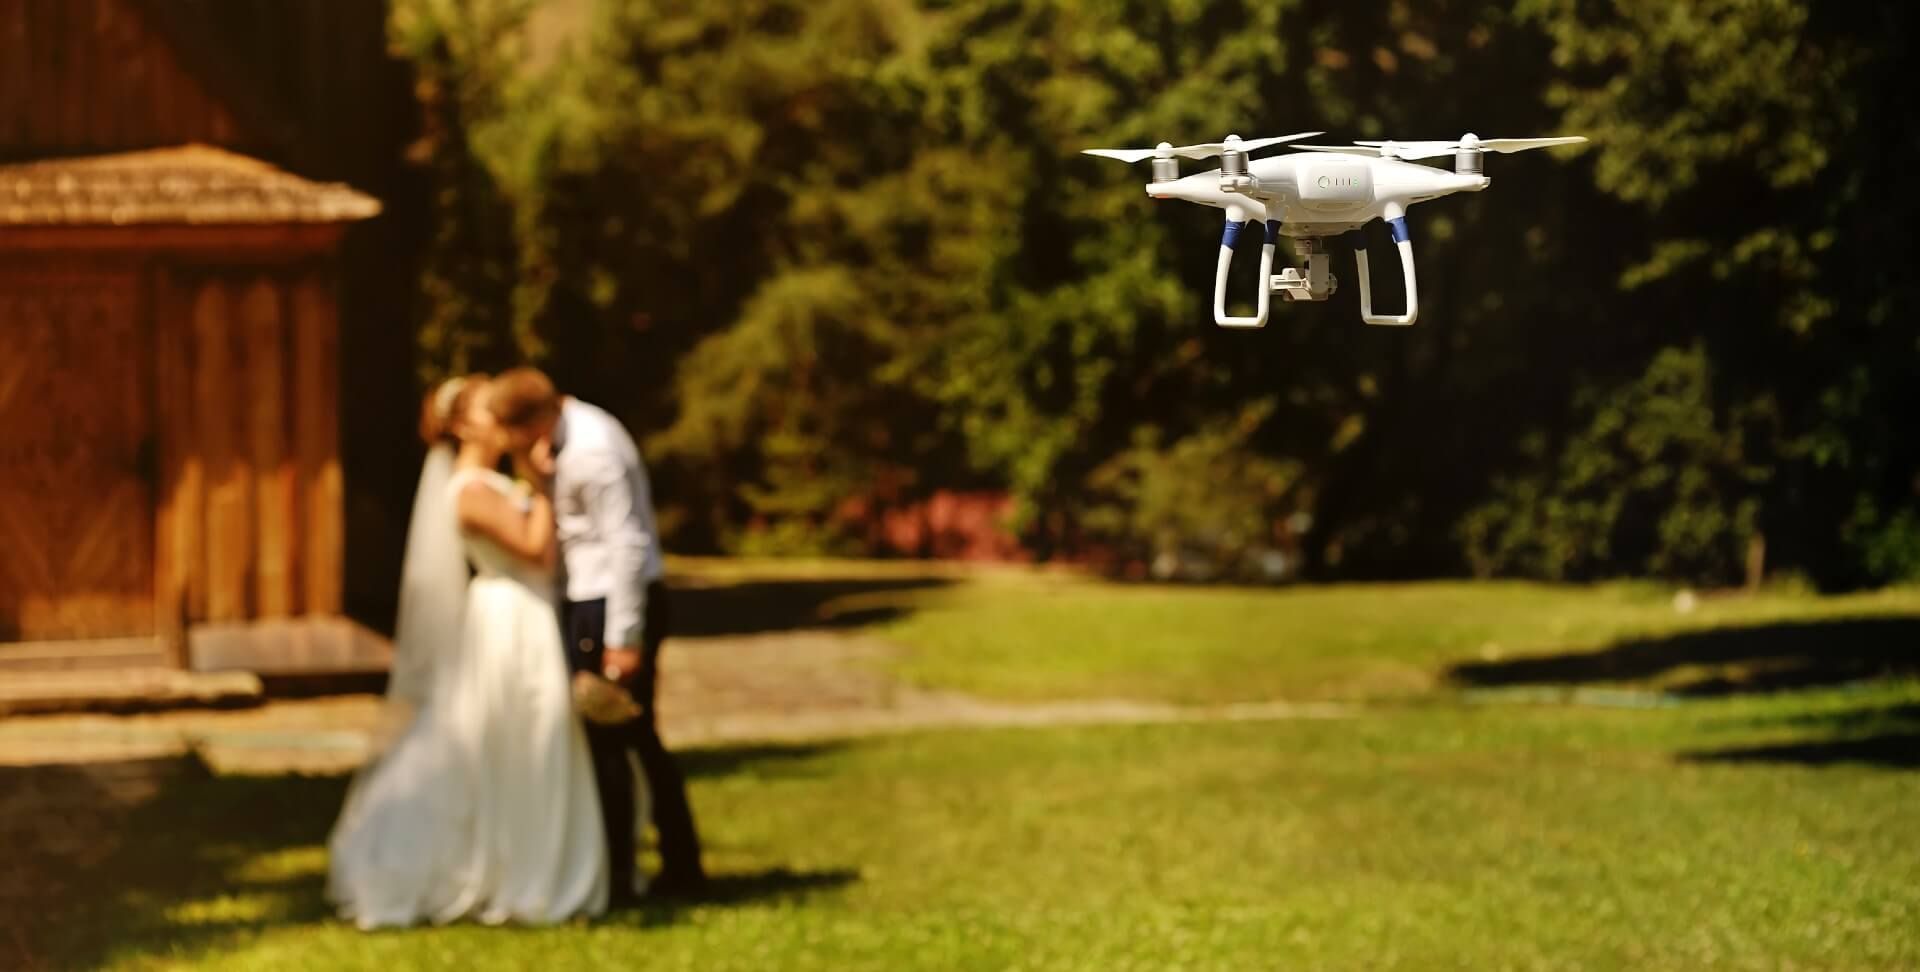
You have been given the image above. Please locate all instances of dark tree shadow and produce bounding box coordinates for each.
[1444,618,1920,771]
[2,753,335,971]
[1766,701,1920,733]
[1682,734,1920,769]
[1445,617,1920,696]
[0,756,202,969]
[679,740,846,780]
[669,576,954,637]
[1680,702,1920,770]
[618,868,861,923]
[12,739,864,968]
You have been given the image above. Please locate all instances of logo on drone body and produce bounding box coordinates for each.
[1302,165,1371,204]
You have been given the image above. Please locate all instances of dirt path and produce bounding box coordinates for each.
[0,630,1347,774]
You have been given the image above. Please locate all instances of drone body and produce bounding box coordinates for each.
[1084,132,1587,327]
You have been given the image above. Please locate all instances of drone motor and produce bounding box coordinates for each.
[1455,147,1484,176]
[1151,149,1179,184]
[1219,135,1249,180]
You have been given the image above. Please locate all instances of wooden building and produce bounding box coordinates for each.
[0,0,421,679]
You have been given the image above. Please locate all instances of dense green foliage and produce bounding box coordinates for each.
[388,0,1919,586]
[1475,1,1920,588]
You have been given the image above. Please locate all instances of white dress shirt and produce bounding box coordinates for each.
[552,397,665,647]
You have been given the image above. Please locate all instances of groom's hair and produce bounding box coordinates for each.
[489,366,562,430]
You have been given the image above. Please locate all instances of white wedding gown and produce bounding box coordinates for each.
[328,467,611,928]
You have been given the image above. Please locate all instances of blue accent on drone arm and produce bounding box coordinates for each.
[1388,215,1411,243]
[1265,220,1282,244]
[1222,220,1243,249]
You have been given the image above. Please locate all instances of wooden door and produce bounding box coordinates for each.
[0,270,155,642]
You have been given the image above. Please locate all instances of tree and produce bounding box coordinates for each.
[385,0,1919,587]
[1475,0,1920,586]
[390,0,529,383]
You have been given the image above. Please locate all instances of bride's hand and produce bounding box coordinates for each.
[512,440,555,488]
[528,436,557,479]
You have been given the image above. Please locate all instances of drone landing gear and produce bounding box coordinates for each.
[1350,204,1418,326]
[1271,237,1337,303]
[1213,217,1278,329]
[1211,211,1420,328]
[1214,222,1340,330]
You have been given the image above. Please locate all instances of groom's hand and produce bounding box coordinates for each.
[603,646,643,685]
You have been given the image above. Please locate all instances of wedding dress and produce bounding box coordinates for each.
[328,460,611,928]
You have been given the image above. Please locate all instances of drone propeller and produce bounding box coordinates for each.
[1296,134,1588,161]
[1082,131,1325,164]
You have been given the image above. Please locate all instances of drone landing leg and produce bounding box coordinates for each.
[1353,209,1419,326]
[1214,218,1277,328]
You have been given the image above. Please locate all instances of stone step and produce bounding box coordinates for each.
[0,667,262,716]
[0,638,172,672]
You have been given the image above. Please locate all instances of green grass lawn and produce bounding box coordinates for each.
[872,574,1920,703]
[24,681,1920,970]
[16,566,1920,969]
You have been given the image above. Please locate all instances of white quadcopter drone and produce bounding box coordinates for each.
[1083,131,1587,327]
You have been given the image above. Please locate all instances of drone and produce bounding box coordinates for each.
[1083,131,1588,327]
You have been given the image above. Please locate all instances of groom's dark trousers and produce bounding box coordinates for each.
[563,584,704,894]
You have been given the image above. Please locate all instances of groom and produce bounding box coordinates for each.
[488,367,706,901]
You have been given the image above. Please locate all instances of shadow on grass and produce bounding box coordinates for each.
[670,576,953,638]
[680,740,845,780]
[1680,702,1920,770]
[618,867,861,924]
[13,741,859,969]
[0,756,209,969]
[5,754,338,970]
[1445,618,1920,770]
[1445,617,1920,696]
[1683,733,1920,769]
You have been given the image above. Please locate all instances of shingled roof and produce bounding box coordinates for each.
[0,145,381,226]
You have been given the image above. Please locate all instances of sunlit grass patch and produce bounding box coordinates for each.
[874,577,1920,703]
[23,680,1920,970]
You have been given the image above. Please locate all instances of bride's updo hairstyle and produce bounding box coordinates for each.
[419,374,485,447]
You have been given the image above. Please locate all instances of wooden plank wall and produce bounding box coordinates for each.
[164,266,342,629]
[152,269,199,661]
[0,267,155,641]
[0,0,243,158]
[191,277,246,622]
[241,279,292,618]
[292,273,343,615]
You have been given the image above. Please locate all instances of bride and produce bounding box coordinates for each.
[327,374,619,928]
